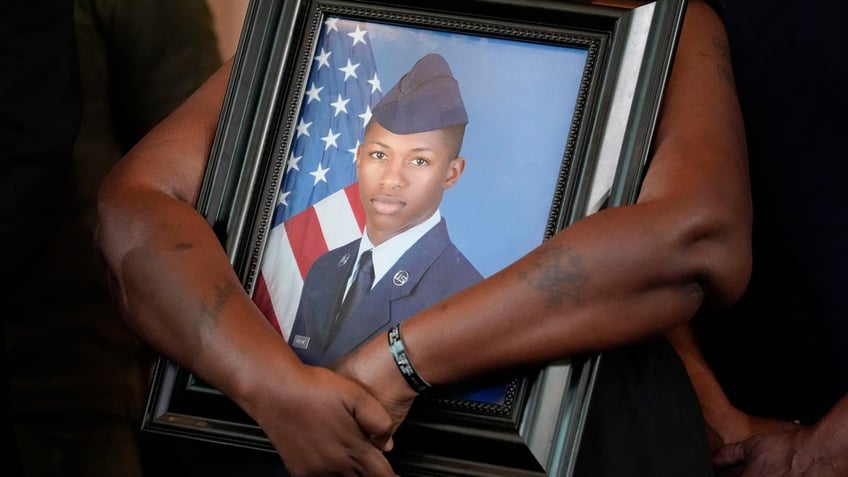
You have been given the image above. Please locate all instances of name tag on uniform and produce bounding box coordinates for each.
[292,335,311,349]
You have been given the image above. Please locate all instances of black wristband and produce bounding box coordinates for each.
[388,324,431,393]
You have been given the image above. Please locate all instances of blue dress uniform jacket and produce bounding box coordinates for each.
[289,218,482,366]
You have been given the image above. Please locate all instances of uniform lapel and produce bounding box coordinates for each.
[322,220,452,359]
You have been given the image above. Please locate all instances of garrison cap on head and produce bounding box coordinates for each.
[371,53,468,135]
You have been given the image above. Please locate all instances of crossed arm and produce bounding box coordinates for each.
[96,1,750,475]
[95,59,396,476]
[334,0,753,431]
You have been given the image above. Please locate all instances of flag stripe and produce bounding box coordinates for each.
[255,16,382,337]
[345,183,367,231]
[252,273,282,335]
[315,183,363,250]
[285,206,329,278]
[262,224,305,337]
[259,184,367,336]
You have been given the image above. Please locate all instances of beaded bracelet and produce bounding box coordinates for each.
[387,324,431,393]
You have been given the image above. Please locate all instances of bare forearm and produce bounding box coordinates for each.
[104,201,284,383]
[344,185,741,403]
[667,325,732,414]
[342,0,750,399]
[95,58,301,407]
[99,185,305,416]
[667,324,748,447]
[96,56,404,477]
[403,201,719,384]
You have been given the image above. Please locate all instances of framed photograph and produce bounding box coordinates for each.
[142,0,687,475]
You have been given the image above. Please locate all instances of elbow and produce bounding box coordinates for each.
[677,199,752,308]
[94,172,124,268]
[94,164,146,304]
[94,174,130,308]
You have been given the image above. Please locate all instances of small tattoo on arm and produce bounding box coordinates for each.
[712,36,736,88]
[199,281,237,323]
[171,242,234,324]
[518,245,589,309]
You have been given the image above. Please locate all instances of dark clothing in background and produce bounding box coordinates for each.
[574,339,714,477]
[1,1,81,475]
[694,0,848,426]
[0,0,80,272]
[4,0,220,475]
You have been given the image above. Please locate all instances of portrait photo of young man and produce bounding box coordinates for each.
[287,53,482,366]
[252,16,586,404]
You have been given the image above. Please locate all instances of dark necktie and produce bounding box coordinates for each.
[334,249,374,330]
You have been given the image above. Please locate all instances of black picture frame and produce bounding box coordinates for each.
[141,0,687,475]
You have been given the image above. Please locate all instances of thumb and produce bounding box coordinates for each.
[352,392,394,450]
[713,440,746,468]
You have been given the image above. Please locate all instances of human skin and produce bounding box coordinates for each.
[96,55,466,477]
[356,121,465,246]
[333,0,754,436]
[96,0,748,475]
[711,395,848,477]
[96,59,396,476]
[666,324,802,450]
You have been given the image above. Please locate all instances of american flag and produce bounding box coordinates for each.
[253,17,383,337]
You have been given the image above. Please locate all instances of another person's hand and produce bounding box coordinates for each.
[713,426,844,477]
[247,363,396,477]
[705,406,802,451]
[333,343,418,435]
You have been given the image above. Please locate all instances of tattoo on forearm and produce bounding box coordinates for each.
[174,242,193,251]
[518,245,588,308]
[712,36,735,88]
[199,281,237,323]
